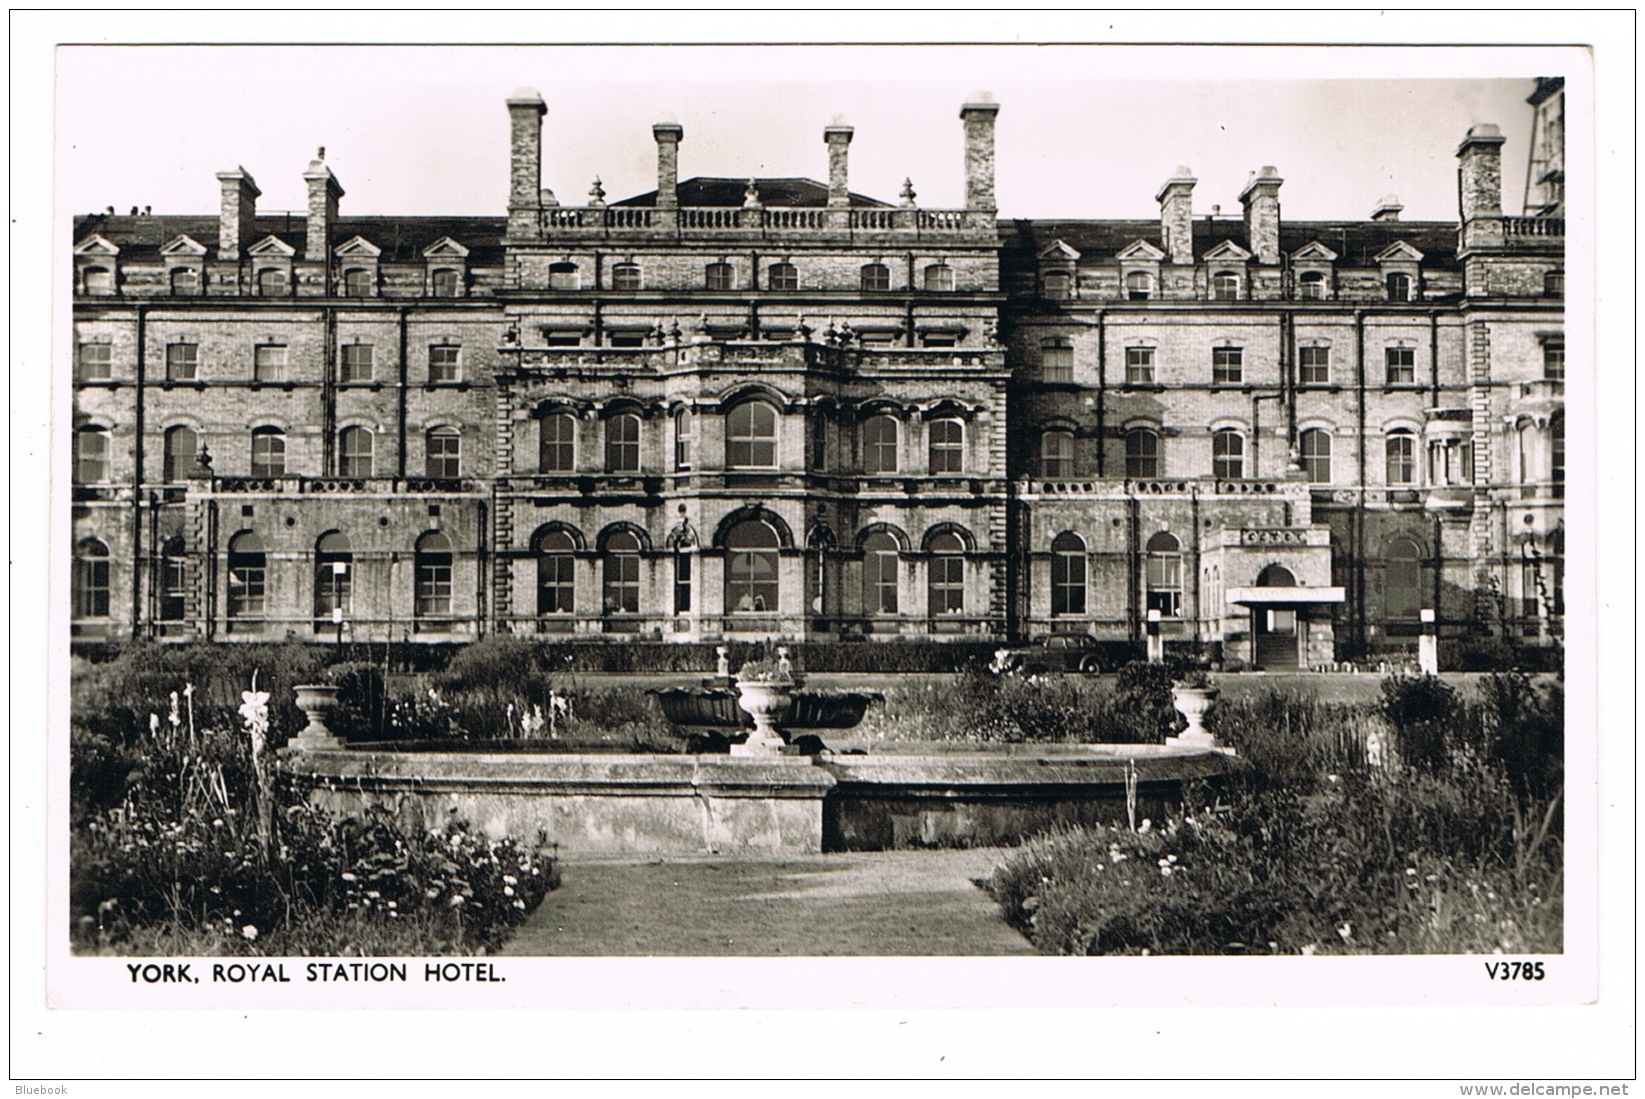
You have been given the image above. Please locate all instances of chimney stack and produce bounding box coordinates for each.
[506,88,547,241]
[824,120,854,208]
[959,95,999,212]
[216,167,261,260]
[303,148,344,260]
[1370,194,1403,222]
[1156,166,1197,265]
[652,122,684,207]
[1239,165,1284,264]
[1456,123,1506,251]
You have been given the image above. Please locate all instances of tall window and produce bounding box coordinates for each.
[705,263,734,291]
[73,539,111,620]
[536,530,576,616]
[1041,337,1074,383]
[726,520,779,613]
[78,342,112,381]
[254,344,287,383]
[860,263,891,292]
[1145,531,1182,617]
[1125,346,1155,385]
[1386,272,1413,301]
[1298,271,1325,300]
[159,536,187,622]
[1386,346,1416,385]
[1212,346,1243,384]
[429,345,460,384]
[1212,429,1244,480]
[170,268,199,296]
[863,531,899,614]
[928,419,964,474]
[338,427,373,478]
[1543,340,1564,381]
[1042,272,1071,300]
[226,532,266,625]
[431,268,461,297]
[415,531,454,619]
[1385,537,1423,620]
[257,268,287,297]
[1125,271,1153,301]
[673,553,692,615]
[1040,430,1074,478]
[1386,431,1417,485]
[1211,272,1240,300]
[1050,531,1087,616]
[611,263,642,291]
[1125,428,1160,478]
[1299,345,1331,385]
[250,427,286,478]
[163,425,198,482]
[165,342,198,382]
[75,427,109,483]
[862,415,899,474]
[923,264,954,291]
[767,262,798,291]
[674,409,694,470]
[539,412,576,473]
[1551,413,1564,499]
[602,531,641,615]
[342,268,373,297]
[313,531,353,630]
[1544,270,1564,299]
[82,267,115,295]
[927,531,965,616]
[341,344,374,383]
[426,427,460,479]
[726,402,777,469]
[1300,428,1332,483]
[605,413,641,473]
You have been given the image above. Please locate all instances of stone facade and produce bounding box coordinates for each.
[69,85,1565,667]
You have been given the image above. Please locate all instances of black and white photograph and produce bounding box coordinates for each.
[13,15,1632,1089]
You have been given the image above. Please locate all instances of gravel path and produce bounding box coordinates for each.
[500,847,1036,956]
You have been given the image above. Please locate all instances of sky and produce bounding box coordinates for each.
[55,44,1569,226]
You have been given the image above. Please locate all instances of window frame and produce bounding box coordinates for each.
[226,532,267,622]
[340,343,374,384]
[253,343,287,383]
[725,520,779,614]
[926,532,966,617]
[338,426,374,478]
[1125,346,1156,385]
[1125,428,1160,479]
[425,426,461,479]
[767,262,798,292]
[704,263,734,291]
[1040,429,1075,479]
[536,531,577,616]
[75,426,110,484]
[539,412,577,474]
[1212,346,1243,385]
[860,263,891,292]
[78,342,113,382]
[1212,428,1244,480]
[1041,337,1075,383]
[256,267,288,297]
[431,268,462,298]
[428,344,461,385]
[1211,271,1240,301]
[605,412,642,474]
[1125,271,1154,301]
[73,539,112,620]
[862,415,900,475]
[250,426,287,478]
[862,531,900,615]
[1543,340,1564,381]
[165,342,199,383]
[163,425,198,482]
[1145,531,1183,618]
[1386,271,1414,302]
[1299,345,1331,386]
[726,402,778,470]
[1050,531,1087,616]
[414,531,455,619]
[342,268,374,297]
[610,262,642,291]
[1385,431,1417,486]
[923,263,955,292]
[1300,428,1333,483]
[1385,346,1416,386]
[927,418,964,475]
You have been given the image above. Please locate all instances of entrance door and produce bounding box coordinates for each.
[1254,606,1300,670]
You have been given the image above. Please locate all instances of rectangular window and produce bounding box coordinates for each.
[1385,347,1416,385]
[928,557,965,616]
[705,264,734,291]
[920,333,957,348]
[1041,339,1074,383]
[1543,341,1564,381]
[1125,347,1155,385]
[78,342,113,381]
[341,344,374,383]
[545,331,581,347]
[165,343,198,382]
[429,345,460,384]
[608,333,646,348]
[1212,347,1243,385]
[254,344,287,382]
[160,555,188,621]
[1299,346,1331,385]
[674,554,692,615]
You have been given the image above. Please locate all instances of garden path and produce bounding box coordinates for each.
[499,847,1035,956]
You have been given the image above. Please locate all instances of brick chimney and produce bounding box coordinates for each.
[1370,194,1403,222]
[303,148,344,260]
[216,167,260,259]
[959,95,999,212]
[1239,165,1284,264]
[824,120,854,208]
[1156,166,1197,265]
[652,122,683,207]
[506,88,547,241]
[1456,124,1506,250]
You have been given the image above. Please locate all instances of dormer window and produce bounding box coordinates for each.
[611,262,642,291]
[1386,272,1413,302]
[547,263,579,291]
[342,268,374,297]
[83,267,115,295]
[1544,270,1564,299]
[705,263,734,291]
[1211,271,1240,301]
[170,268,199,296]
[1125,271,1154,300]
[861,264,891,292]
[432,268,462,297]
[1043,272,1072,301]
[1298,271,1326,300]
[767,262,798,291]
[257,268,287,297]
[923,264,954,291]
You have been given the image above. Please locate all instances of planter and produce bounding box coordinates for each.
[291,683,344,750]
[648,686,753,732]
[1167,686,1223,750]
[733,679,794,755]
[785,689,885,730]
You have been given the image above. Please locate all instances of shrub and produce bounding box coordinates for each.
[1475,671,1565,797]
[1112,660,1181,740]
[327,662,389,742]
[1379,674,1459,771]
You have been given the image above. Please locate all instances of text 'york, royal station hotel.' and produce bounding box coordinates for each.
[70,81,1566,669]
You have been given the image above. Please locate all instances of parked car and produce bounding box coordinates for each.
[1002,633,1138,675]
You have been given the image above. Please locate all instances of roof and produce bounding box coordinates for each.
[70,214,508,264]
[612,176,893,208]
[999,218,1459,268]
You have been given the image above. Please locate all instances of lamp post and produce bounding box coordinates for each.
[1146,607,1164,664]
[331,560,347,650]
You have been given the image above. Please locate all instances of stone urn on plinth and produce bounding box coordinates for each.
[291,683,344,750]
[732,657,795,756]
[1165,671,1225,751]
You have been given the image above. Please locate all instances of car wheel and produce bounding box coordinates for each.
[1078,655,1103,675]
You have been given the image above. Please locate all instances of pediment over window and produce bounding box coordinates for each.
[74,234,120,256]
[422,236,471,259]
[1374,240,1425,263]
[1290,240,1339,262]
[160,234,209,257]
[1116,239,1166,262]
[247,235,297,257]
[334,235,382,258]
[1203,239,1252,262]
[1037,239,1081,262]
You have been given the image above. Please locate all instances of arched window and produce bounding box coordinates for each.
[1125,271,1153,301]
[602,530,641,615]
[342,268,373,297]
[82,267,114,295]
[1298,271,1326,300]
[1211,271,1240,301]
[726,402,777,469]
[1385,537,1423,620]
[674,409,694,470]
[338,426,373,478]
[1041,337,1074,383]
[426,427,460,479]
[431,268,462,297]
[862,531,900,615]
[226,531,266,625]
[862,415,899,474]
[1040,430,1074,478]
[923,264,954,291]
[605,412,641,474]
[415,531,453,619]
[1212,429,1244,480]
[860,263,891,292]
[1042,271,1072,301]
[75,426,110,484]
[1544,270,1564,299]
[250,426,286,478]
[726,519,779,613]
[539,412,576,473]
[1051,531,1087,616]
[1386,430,1416,485]
[1517,423,1535,486]
[163,425,198,482]
[1146,531,1182,617]
[767,262,798,291]
[536,530,576,616]
[1257,564,1296,587]
[1125,428,1160,479]
[704,263,734,291]
[927,531,966,616]
[928,418,964,474]
[1300,428,1332,483]
[159,535,187,622]
[610,262,641,291]
[1386,272,1413,302]
[170,268,198,296]
[72,539,110,620]
[257,268,287,297]
[313,531,353,629]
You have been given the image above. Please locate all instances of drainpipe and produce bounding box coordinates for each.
[1251,391,1282,480]
[1354,309,1368,652]
[1127,494,1140,642]
[476,497,489,639]
[130,302,147,640]
[1428,310,1441,406]
[1095,311,1107,477]
[205,498,218,641]
[322,306,337,474]
[397,307,410,478]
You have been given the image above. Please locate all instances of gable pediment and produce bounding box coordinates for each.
[1037,239,1081,262]
[1374,240,1425,263]
[247,235,297,257]
[334,235,382,258]
[1116,238,1166,262]
[422,236,471,259]
[1203,239,1252,262]
[1291,240,1339,262]
[160,234,209,257]
[74,234,120,256]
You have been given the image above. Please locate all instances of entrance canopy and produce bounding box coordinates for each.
[1226,586,1345,606]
